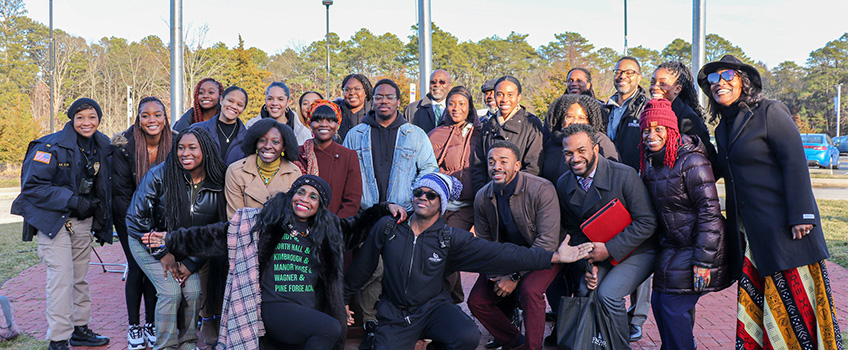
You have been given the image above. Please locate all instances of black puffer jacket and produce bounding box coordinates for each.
[641,135,731,293]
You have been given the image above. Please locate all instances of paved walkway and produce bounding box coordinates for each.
[2,243,846,350]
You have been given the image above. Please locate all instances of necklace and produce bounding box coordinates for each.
[147,144,159,154]
[216,122,237,143]
[258,166,279,185]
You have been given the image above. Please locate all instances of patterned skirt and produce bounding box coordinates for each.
[736,228,843,350]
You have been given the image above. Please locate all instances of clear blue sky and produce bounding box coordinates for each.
[21,0,847,69]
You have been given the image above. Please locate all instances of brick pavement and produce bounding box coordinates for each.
[2,243,845,350]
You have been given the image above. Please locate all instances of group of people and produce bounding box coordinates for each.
[11,53,842,350]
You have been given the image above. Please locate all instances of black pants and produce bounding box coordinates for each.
[115,218,157,325]
[375,301,479,350]
[261,302,341,350]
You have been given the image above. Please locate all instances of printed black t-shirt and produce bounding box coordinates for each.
[260,222,321,308]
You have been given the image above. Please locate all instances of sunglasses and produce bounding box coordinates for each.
[707,70,737,85]
[412,188,439,201]
[430,79,449,86]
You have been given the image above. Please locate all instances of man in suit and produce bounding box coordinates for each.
[404,69,452,133]
[556,123,657,348]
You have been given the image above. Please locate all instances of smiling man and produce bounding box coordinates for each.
[404,69,452,133]
[344,172,592,350]
[555,123,657,348]
[605,57,649,170]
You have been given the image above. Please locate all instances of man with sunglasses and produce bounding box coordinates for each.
[345,172,593,350]
[404,69,453,133]
[467,141,562,350]
[343,78,438,349]
[12,98,113,350]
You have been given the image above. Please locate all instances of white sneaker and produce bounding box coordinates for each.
[127,324,145,350]
[143,323,157,347]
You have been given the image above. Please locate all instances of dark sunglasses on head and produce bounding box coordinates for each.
[707,70,737,85]
[412,188,439,201]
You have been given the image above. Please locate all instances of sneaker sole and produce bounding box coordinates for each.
[69,339,110,347]
[128,341,146,350]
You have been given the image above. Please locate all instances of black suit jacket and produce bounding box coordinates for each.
[404,93,441,134]
[715,99,829,277]
[556,156,657,262]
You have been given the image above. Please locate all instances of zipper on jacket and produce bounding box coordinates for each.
[404,234,418,295]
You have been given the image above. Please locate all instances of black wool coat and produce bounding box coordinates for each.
[714,99,829,277]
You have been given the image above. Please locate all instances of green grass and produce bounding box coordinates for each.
[810,173,848,179]
[0,222,47,349]
[819,199,848,267]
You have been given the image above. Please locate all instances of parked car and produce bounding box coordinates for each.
[801,133,840,169]
[833,135,848,154]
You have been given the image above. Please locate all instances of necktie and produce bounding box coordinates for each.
[579,177,593,192]
[434,105,442,123]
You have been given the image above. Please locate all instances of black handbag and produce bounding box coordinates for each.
[556,290,625,350]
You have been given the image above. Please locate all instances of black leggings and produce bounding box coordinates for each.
[115,219,157,325]
[261,302,341,350]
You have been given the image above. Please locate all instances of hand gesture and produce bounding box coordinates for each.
[554,235,594,263]
[142,231,166,248]
[387,203,407,223]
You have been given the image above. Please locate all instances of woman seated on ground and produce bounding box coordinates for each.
[638,98,732,350]
[246,81,313,145]
[126,128,227,350]
[192,86,249,164]
[296,99,362,219]
[112,96,173,349]
[173,78,223,132]
[225,119,302,219]
[142,175,407,350]
[542,93,618,184]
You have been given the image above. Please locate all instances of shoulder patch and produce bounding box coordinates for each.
[33,151,52,164]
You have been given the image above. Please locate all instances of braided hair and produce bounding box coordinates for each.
[132,96,172,184]
[656,61,708,124]
[162,128,226,231]
[192,78,223,124]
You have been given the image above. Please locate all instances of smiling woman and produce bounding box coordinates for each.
[246,82,314,146]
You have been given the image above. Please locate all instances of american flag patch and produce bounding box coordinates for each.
[33,151,52,164]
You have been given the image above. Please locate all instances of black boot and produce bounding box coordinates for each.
[358,320,378,350]
[69,325,109,347]
[47,340,70,350]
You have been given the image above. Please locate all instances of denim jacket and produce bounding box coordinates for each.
[343,122,438,210]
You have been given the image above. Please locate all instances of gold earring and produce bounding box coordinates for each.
[281,150,285,157]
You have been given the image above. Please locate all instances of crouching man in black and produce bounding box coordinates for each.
[343,173,593,349]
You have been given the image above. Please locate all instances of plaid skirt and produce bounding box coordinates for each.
[736,227,843,350]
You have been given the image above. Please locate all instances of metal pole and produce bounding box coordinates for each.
[170,0,184,127]
[417,0,432,101]
[49,0,54,132]
[326,4,331,98]
[127,86,133,128]
[692,0,706,107]
[837,83,842,138]
[623,0,628,55]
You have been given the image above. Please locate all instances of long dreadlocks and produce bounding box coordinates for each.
[132,96,173,185]
[656,62,708,124]
[192,78,223,124]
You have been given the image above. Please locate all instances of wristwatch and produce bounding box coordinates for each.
[510,272,522,282]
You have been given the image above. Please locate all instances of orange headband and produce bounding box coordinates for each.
[307,99,342,124]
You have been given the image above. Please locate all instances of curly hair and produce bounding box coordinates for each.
[546,93,605,133]
[192,78,223,124]
[706,69,763,123]
[162,128,226,231]
[656,61,708,124]
[132,96,172,184]
[239,118,299,162]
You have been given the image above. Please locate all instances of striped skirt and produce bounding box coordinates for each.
[736,230,843,350]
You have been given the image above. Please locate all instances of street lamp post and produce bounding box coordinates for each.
[837,83,842,138]
[623,0,628,55]
[323,0,333,98]
[49,0,55,132]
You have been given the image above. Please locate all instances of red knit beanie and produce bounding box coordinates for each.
[639,98,680,173]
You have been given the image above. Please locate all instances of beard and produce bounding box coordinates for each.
[570,152,598,178]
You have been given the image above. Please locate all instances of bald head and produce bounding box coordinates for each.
[430,69,452,102]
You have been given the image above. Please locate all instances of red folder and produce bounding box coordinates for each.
[580,198,633,265]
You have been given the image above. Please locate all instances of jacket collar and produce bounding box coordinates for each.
[564,156,612,217]
[484,171,527,199]
[56,121,110,153]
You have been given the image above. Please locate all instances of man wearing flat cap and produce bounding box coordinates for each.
[12,98,113,350]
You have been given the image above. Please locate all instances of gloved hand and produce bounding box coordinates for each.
[69,196,98,219]
[693,266,711,291]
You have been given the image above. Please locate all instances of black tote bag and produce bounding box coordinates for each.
[556,290,625,350]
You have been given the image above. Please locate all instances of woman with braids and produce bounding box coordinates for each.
[296,99,361,219]
[111,96,173,349]
[335,73,372,141]
[173,78,223,132]
[126,128,228,350]
[225,118,302,220]
[141,175,407,350]
[245,81,313,145]
[698,55,842,349]
[541,93,618,184]
[650,61,716,165]
[192,86,249,165]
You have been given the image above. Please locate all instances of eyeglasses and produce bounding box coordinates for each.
[412,188,439,201]
[343,86,363,93]
[707,70,737,85]
[373,94,397,102]
[565,115,588,122]
[614,69,639,78]
[430,79,449,86]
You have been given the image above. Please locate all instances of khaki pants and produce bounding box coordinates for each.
[37,217,93,342]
